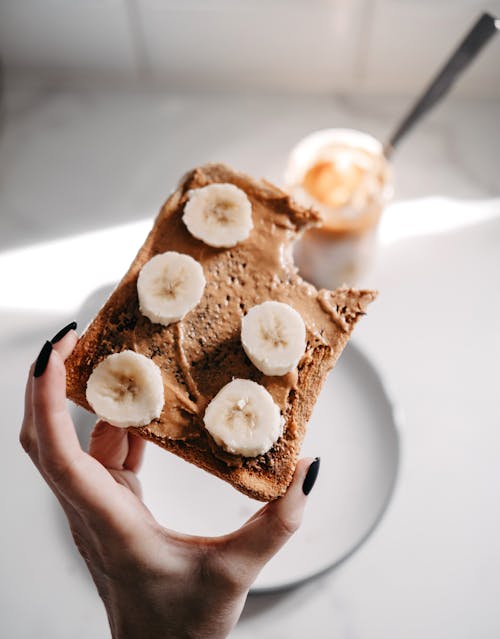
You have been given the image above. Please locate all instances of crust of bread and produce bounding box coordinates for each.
[66,163,376,501]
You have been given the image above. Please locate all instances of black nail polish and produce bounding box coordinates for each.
[50,321,77,344]
[302,457,320,496]
[34,341,53,378]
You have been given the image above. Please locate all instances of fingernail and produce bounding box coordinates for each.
[34,341,53,378]
[302,457,320,496]
[50,320,77,344]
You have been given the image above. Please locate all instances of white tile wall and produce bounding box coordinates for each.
[360,0,500,97]
[135,0,364,92]
[0,0,499,95]
[0,0,137,79]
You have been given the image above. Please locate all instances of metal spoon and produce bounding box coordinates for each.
[384,12,499,158]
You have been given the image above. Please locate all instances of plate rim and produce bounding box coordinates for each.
[69,327,401,594]
[250,340,402,594]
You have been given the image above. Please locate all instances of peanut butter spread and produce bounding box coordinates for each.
[294,145,390,236]
[67,164,376,474]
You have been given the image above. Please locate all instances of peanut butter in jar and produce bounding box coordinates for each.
[285,129,392,289]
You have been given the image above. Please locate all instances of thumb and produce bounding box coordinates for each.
[222,457,320,583]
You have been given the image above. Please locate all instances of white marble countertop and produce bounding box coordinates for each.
[1,85,499,638]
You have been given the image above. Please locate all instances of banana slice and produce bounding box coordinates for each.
[204,379,283,457]
[182,183,253,247]
[241,301,306,376]
[137,251,206,326]
[86,350,165,428]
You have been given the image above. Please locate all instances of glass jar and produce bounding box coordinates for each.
[285,128,393,289]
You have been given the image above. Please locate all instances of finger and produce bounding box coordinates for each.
[19,362,38,461]
[124,432,146,472]
[33,341,87,486]
[89,421,130,470]
[89,421,146,475]
[21,323,78,460]
[31,340,150,535]
[22,361,92,545]
[221,457,320,582]
[21,339,84,527]
[50,321,78,359]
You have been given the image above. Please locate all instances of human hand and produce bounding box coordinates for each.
[20,323,320,639]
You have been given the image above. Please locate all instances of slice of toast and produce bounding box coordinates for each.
[66,164,376,501]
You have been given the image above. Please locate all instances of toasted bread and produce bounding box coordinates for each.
[66,164,376,501]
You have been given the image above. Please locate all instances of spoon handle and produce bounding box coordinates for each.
[385,12,499,156]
